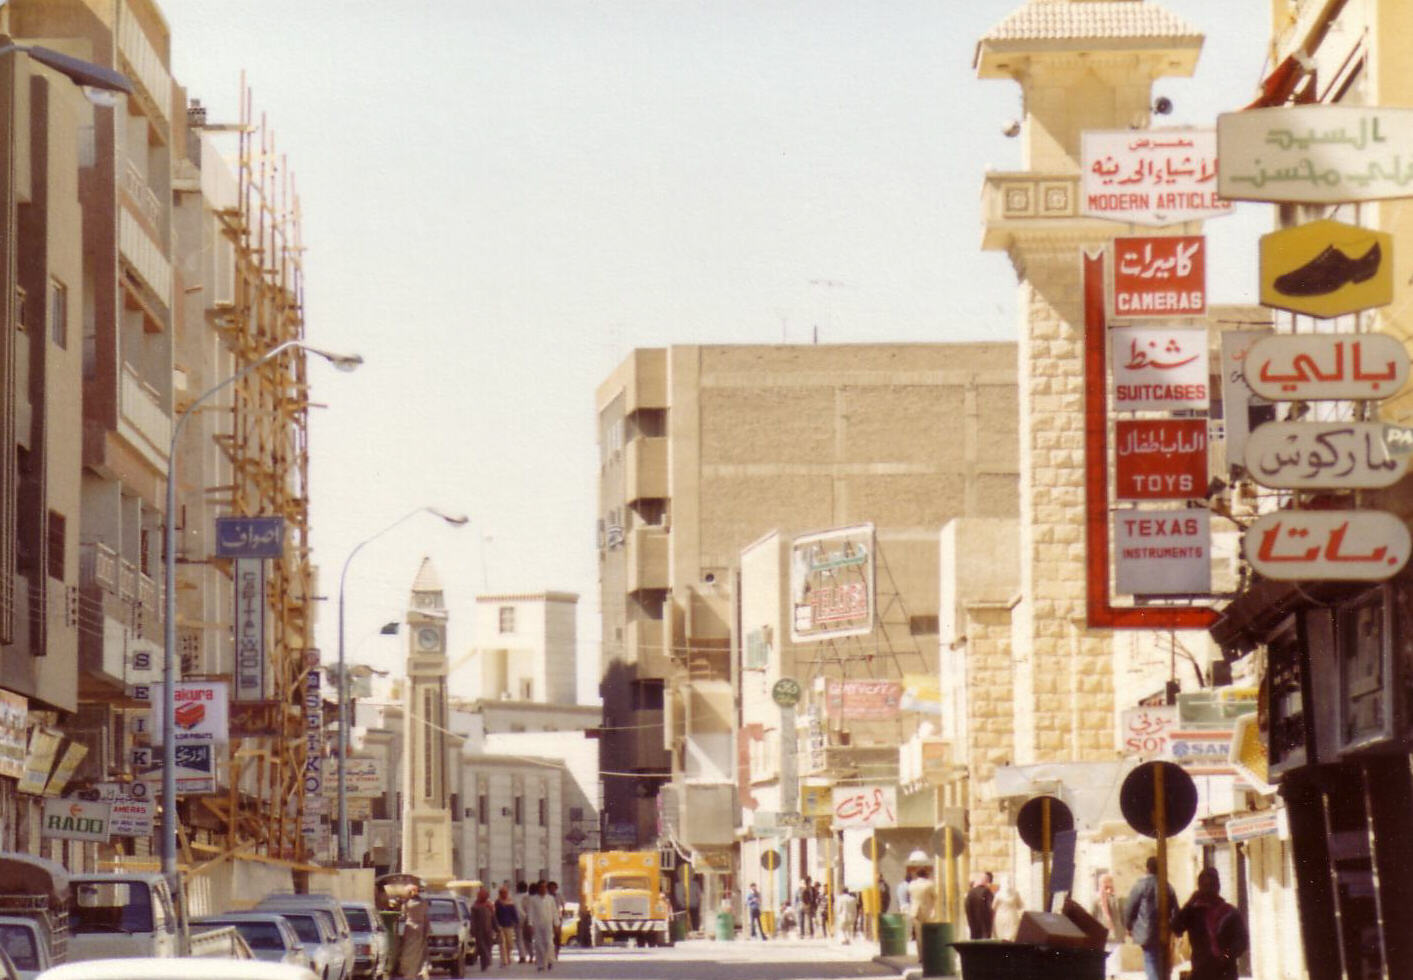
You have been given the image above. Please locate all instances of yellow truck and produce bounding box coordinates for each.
[578,851,672,948]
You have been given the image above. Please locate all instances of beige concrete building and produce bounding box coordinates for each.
[453,591,579,704]
[596,343,1019,871]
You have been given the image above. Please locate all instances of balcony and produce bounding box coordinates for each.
[626,618,668,677]
[116,3,171,127]
[119,210,172,307]
[79,542,118,593]
[121,158,163,231]
[626,527,668,593]
[625,436,667,503]
[980,171,1117,252]
[119,361,171,471]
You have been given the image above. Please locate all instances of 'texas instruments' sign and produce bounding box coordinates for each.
[1114,420,1208,500]
[1245,421,1409,489]
[1260,221,1392,318]
[1111,328,1210,411]
[1219,106,1413,203]
[1244,334,1408,401]
[1245,510,1411,581]
[1112,236,1206,317]
[1083,130,1230,225]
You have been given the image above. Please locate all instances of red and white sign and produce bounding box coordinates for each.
[1244,510,1411,581]
[1245,421,1409,489]
[1120,706,1179,757]
[1114,510,1211,595]
[823,679,902,721]
[831,785,897,830]
[108,798,155,837]
[1245,333,1409,402]
[1225,810,1280,842]
[1112,236,1206,317]
[1115,420,1209,500]
[148,681,229,745]
[1083,130,1231,226]
[1112,328,1210,412]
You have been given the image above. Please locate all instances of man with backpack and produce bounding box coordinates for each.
[1173,868,1248,980]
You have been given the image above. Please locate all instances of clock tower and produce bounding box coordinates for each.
[401,557,454,885]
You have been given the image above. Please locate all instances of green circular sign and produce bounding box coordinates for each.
[771,677,802,708]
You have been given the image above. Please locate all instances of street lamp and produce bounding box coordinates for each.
[161,340,361,890]
[0,36,132,102]
[336,506,468,863]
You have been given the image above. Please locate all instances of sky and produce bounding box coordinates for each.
[161,1,1273,703]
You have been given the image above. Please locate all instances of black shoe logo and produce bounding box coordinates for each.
[1273,241,1382,297]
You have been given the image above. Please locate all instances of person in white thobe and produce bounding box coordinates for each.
[527,882,559,971]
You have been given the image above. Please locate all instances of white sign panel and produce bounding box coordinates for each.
[831,785,897,830]
[1120,706,1179,758]
[107,798,155,837]
[1220,330,1273,475]
[1245,510,1411,581]
[1245,421,1409,489]
[1114,510,1211,595]
[41,799,111,842]
[148,682,229,745]
[233,559,266,702]
[1111,328,1210,412]
[789,524,875,643]
[1219,105,1413,203]
[1082,129,1230,225]
[324,756,384,797]
[1245,333,1409,402]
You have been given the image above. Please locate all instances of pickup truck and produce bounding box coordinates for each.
[0,915,54,980]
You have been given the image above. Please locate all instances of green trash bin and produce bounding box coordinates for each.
[716,911,735,941]
[878,913,907,956]
[670,911,687,943]
[920,922,956,976]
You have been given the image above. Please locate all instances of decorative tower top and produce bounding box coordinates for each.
[409,557,445,616]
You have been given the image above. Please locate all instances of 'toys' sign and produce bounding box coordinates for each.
[1120,761,1197,838]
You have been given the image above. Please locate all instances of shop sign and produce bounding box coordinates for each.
[771,677,802,708]
[1245,333,1408,402]
[44,742,87,798]
[1112,236,1206,317]
[801,785,833,818]
[325,755,384,797]
[1225,810,1280,842]
[900,674,942,715]
[233,559,266,701]
[229,700,281,739]
[1193,822,1228,846]
[831,785,897,830]
[304,671,323,813]
[790,524,875,642]
[1120,705,1179,757]
[1218,105,1413,203]
[0,690,26,780]
[17,728,62,796]
[1082,130,1229,225]
[1168,730,1235,776]
[1245,421,1408,489]
[1114,420,1208,500]
[822,678,902,721]
[148,682,229,745]
[1114,510,1211,596]
[132,742,217,795]
[1245,510,1412,581]
[108,798,155,837]
[1111,328,1210,412]
[1220,331,1273,477]
[41,799,110,842]
[1259,220,1392,318]
[215,516,285,559]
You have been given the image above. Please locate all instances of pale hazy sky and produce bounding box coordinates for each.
[161,1,1271,701]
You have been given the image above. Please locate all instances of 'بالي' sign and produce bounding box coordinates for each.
[1244,334,1409,402]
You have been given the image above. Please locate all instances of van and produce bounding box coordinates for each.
[66,875,179,961]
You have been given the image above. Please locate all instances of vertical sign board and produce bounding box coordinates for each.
[233,559,266,701]
[1111,328,1210,412]
[1114,420,1209,500]
[1082,129,1231,226]
[303,669,324,842]
[790,524,875,642]
[1114,510,1212,596]
[1112,236,1207,318]
[0,690,27,779]
[17,729,62,796]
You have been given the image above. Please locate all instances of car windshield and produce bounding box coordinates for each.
[70,881,153,934]
[219,921,286,950]
[282,914,321,944]
[342,908,373,932]
[604,875,651,891]
[0,926,38,971]
[426,900,459,922]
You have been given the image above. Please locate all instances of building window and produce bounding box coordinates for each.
[499,606,515,634]
[538,798,547,827]
[909,615,940,635]
[46,512,64,581]
[569,806,583,822]
[514,795,523,824]
[519,679,533,700]
[478,793,488,825]
[49,279,66,348]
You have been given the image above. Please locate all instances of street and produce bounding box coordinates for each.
[482,938,899,980]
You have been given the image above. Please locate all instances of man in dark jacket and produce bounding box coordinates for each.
[1125,857,1178,980]
[964,873,994,939]
[1173,868,1248,980]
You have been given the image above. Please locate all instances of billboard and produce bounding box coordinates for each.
[823,678,903,721]
[1082,129,1229,225]
[1112,236,1206,317]
[0,690,26,780]
[789,524,875,642]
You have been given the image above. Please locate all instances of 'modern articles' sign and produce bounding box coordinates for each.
[1083,130,1230,225]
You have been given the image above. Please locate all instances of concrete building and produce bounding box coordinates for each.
[596,342,1019,869]
[453,592,579,704]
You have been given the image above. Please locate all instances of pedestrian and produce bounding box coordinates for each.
[494,886,520,967]
[470,888,496,973]
[746,883,768,940]
[991,874,1023,942]
[547,881,565,954]
[395,884,429,980]
[527,882,558,970]
[897,871,913,919]
[515,881,532,964]
[1125,856,1179,980]
[817,881,831,937]
[877,876,891,914]
[1173,868,1248,980]
[797,876,816,937]
[909,867,937,954]
[1091,873,1126,945]
[965,873,994,939]
[835,889,859,945]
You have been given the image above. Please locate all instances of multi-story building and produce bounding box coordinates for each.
[596,343,1019,871]
[452,592,580,703]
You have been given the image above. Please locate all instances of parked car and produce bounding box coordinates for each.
[422,896,469,977]
[558,903,579,948]
[337,902,389,980]
[66,874,181,961]
[254,896,353,980]
[272,910,345,980]
[191,914,310,970]
[0,915,54,980]
[35,958,316,980]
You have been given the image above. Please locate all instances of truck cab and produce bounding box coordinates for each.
[579,851,671,948]
[67,874,180,961]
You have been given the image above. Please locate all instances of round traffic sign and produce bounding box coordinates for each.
[772,677,802,708]
[1016,795,1074,852]
[861,836,885,861]
[760,849,781,871]
[1120,761,1197,838]
[931,824,966,859]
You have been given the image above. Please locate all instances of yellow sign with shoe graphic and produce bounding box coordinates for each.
[1260,219,1392,317]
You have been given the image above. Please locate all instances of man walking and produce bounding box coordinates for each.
[746,883,768,940]
[909,868,937,955]
[965,873,994,939]
[1125,857,1178,980]
[1173,868,1248,980]
[527,881,558,970]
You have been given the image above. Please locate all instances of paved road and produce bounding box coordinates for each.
[468,936,901,980]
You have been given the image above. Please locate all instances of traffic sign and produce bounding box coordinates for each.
[931,824,966,859]
[1260,220,1392,318]
[1120,761,1197,838]
[861,836,885,861]
[771,677,802,708]
[1016,796,1073,852]
[760,849,781,871]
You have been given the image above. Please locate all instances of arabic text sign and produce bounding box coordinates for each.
[1245,334,1408,402]
[1245,510,1411,582]
[324,755,384,797]
[1120,705,1179,757]
[215,516,285,559]
[831,785,897,830]
[133,742,217,794]
[1220,330,1272,476]
[1112,236,1206,317]
[42,799,111,842]
[789,524,875,642]
[1082,130,1230,226]
[234,559,266,701]
[0,689,26,780]
[1219,105,1413,203]
[148,682,229,745]
[1114,510,1211,595]
[1259,220,1392,318]
[1111,328,1210,412]
[1114,420,1208,500]
[1245,421,1409,489]
[823,678,902,721]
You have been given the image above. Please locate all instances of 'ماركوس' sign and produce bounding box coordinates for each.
[1245,421,1409,489]
[1111,328,1210,412]
[1245,510,1411,581]
[1112,236,1206,317]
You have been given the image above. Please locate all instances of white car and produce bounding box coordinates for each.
[36,960,316,980]
[191,915,311,971]
[274,912,345,980]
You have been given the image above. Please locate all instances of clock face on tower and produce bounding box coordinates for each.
[416,627,441,651]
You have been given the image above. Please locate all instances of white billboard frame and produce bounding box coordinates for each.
[789,524,876,643]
